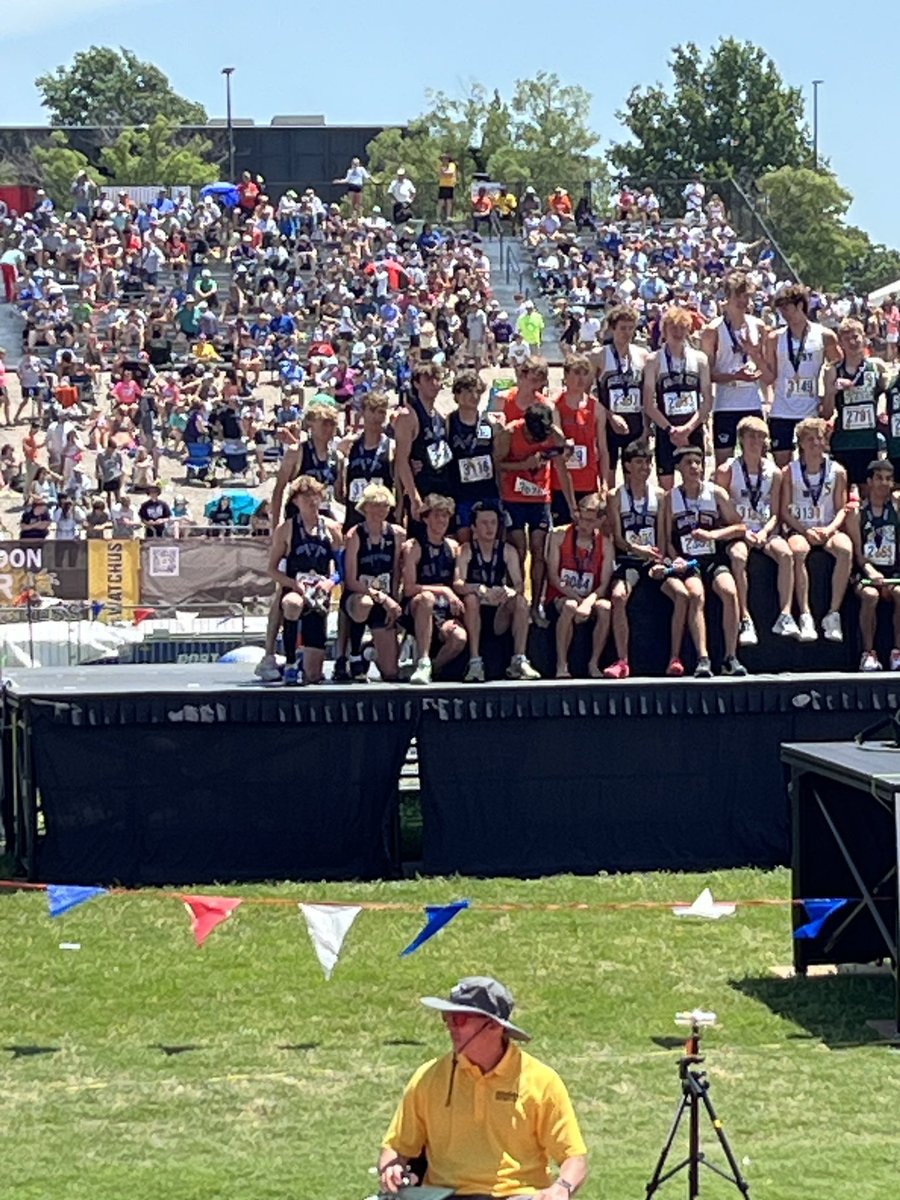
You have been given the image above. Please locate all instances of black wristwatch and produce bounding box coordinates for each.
[557,1181,575,1195]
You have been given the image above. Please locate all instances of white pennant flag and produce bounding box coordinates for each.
[299,904,362,979]
[672,887,736,920]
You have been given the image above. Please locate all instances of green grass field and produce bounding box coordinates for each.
[1,869,898,1200]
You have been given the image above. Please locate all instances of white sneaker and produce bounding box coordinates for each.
[409,657,432,686]
[772,613,801,639]
[890,650,900,672]
[860,651,882,672]
[254,653,282,683]
[507,654,541,681]
[797,613,818,642]
[464,656,485,683]
[821,611,843,642]
[738,616,758,646]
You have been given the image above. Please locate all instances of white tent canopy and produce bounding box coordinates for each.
[868,279,900,306]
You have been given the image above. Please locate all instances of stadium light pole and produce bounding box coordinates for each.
[222,67,236,182]
[812,79,824,171]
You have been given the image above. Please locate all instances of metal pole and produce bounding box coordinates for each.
[812,79,823,171]
[222,67,236,181]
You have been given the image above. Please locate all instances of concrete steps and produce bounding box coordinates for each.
[0,303,25,367]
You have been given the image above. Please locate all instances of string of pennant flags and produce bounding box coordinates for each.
[0,880,851,979]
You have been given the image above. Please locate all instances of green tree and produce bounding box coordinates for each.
[757,166,867,290]
[32,131,92,207]
[36,46,206,127]
[365,74,604,215]
[843,235,900,297]
[99,117,220,187]
[609,38,809,190]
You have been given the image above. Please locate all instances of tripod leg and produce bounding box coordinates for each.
[646,1093,690,1196]
[689,1079,700,1198]
[697,1082,751,1195]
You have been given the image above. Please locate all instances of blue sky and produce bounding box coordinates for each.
[2,0,895,247]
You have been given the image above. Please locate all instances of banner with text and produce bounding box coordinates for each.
[88,540,141,622]
[0,541,88,605]
[139,540,274,608]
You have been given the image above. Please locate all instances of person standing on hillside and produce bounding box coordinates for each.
[437,154,458,223]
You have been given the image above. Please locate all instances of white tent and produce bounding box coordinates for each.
[868,279,900,307]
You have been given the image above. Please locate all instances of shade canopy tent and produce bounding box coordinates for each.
[199,182,240,210]
[867,279,900,307]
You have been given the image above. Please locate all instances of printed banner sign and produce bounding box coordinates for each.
[139,540,274,607]
[0,541,88,604]
[88,540,141,622]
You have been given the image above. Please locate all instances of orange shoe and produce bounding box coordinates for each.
[666,657,685,677]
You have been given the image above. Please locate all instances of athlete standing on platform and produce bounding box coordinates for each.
[552,354,607,524]
[545,493,615,679]
[700,271,772,465]
[597,306,648,489]
[659,446,747,678]
[267,476,343,686]
[340,392,395,531]
[847,460,900,672]
[608,441,664,678]
[448,370,500,537]
[455,502,540,682]
[780,417,852,643]
[501,357,549,423]
[822,317,888,495]
[644,306,713,491]
[714,415,797,645]
[394,362,453,536]
[765,284,840,466]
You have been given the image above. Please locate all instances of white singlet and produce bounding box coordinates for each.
[711,315,765,412]
[727,455,777,533]
[788,457,837,529]
[770,322,826,420]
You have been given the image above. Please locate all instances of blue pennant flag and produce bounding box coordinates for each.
[793,898,849,940]
[400,900,470,957]
[47,885,108,919]
[90,601,105,620]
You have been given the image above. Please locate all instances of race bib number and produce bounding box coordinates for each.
[349,476,383,502]
[843,404,875,431]
[514,476,546,499]
[477,423,493,440]
[560,567,594,596]
[663,390,698,417]
[892,413,900,440]
[459,454,493,484]
[568,444,588,470]
[791,503,823,526]
[737,501,770,528]
[626,526,656,548]
[609,386,641,414]
[681,533,714,557]
[360,572,391,592]
[427,440,453,470]
[787,376,816,399]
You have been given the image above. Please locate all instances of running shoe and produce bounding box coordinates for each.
[890,650,900,672]
[797,612,818,642]
[860,651,882,672]
[720,655,748,677]
[283,662,304,687]
[464,656,485,683]
[602,659,630,679]
[693,656,713,679]
[666,657,685,677]
[772,613,800,639]
[254,653,282,683]
[409,657,432,686]
[738,617,758,647]
[349,655,369,682]
[507,654,541,681]
[821,611,843,642]
[531,604,550,629]
[332,655,351,682]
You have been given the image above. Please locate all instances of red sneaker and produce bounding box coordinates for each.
[666,657,685,677]
[603,659,631,680]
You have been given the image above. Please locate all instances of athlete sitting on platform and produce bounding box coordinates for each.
[658,446,747,678]
[608,441,664,679]
[454,500,541,682]
[402,493,467,687]
[780,416,852,644]
[341,483,404,682]
[545,493,615,679]
[267,475,343,686]
[847,459,900,672]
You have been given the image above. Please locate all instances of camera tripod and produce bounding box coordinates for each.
[646,1021,751,1198]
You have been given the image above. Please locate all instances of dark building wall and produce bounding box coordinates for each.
[0,123,392,202]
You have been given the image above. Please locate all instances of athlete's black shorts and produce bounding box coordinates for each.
[768,416,800,455]
[685,553,732,584]
[340,588,390,630]
[655,424,705,477]
[504,500,552,533]
[606,425,644,473]
[831,445,878,486]
[712,409,763,453]
[612,555,653,585]
[551,489,594,527]
[279,586,328,650]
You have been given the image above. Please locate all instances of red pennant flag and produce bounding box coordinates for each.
[182,895,242,947]
[133,607,156,625]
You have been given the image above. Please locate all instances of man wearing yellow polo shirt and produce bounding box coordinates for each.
[438,154,459,223]
[378,976,588,1199]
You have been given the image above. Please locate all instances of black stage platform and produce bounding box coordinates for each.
[5,664,900,886]
[782,741,900,1031]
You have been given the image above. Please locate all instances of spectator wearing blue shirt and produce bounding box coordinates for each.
[152,190,176,216]
[269,309,296,337]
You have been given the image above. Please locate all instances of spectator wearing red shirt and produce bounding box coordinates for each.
[238,172,260,221]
